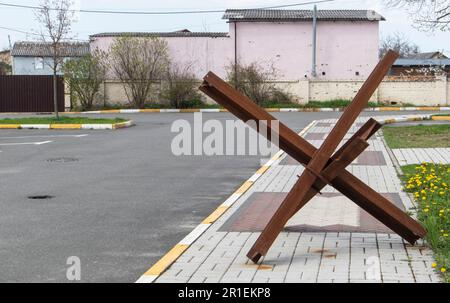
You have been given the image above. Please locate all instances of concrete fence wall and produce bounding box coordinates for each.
[285,76,449,106]
[78,76,450,108]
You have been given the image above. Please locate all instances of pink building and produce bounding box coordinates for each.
[90,9,384,81]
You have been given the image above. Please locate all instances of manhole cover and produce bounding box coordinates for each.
[28,195,54,200]
[46,157,79,163]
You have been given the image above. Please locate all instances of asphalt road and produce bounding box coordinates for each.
[0,110,437,282]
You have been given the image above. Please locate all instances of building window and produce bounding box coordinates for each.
[35,57,44,70]
[355,71,360,76]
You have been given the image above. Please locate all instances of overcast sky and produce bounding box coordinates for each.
[0,0,449,55]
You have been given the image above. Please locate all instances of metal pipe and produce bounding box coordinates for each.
[312,5,317,77]
[234,22,238,88]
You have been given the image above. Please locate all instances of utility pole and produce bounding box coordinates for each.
[311,5,317,78]
[8,35,12,50]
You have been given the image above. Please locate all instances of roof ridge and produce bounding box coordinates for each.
[90,31,229,38]
[222,8,385,21]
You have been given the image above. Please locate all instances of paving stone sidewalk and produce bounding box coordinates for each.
[155,116,443,283]
[393,148,450,165]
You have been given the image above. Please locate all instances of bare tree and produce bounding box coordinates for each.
[35,0,75,118]
[161,62,201,109]
[379,32,420,58]
[226,62,278,106]
[63,50,109,110]
[109,36,169,108]
[384,0,450,31]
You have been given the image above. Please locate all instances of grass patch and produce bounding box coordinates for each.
[261,99,416,109]
[82,99,423,110]
[261,102,303,108]
[305,99,374,108]
[0,116,127,124]
[383,124,450,148]
[261,99,378,108]
[301,99,410,108]
[95,100,221,110]
[401,163,449,282]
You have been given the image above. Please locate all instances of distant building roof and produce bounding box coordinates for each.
[405,52,448,60]
[222,9,385,22]
[90,31,229,38]
[394,58,450,66]
[11,41,90,57]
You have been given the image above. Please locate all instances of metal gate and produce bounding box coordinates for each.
[0,75,64,112]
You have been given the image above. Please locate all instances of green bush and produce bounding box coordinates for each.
[226,62,294,106]
[63,52,108,111]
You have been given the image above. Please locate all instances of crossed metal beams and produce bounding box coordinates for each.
[199,50,426,263]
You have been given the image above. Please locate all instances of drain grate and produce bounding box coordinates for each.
[28,195,54,200]
[46,157,79,163]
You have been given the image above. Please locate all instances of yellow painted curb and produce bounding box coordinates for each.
[219,108,229,112]
[264,108,280,112]
[112,122,132,129]
[235,180,254,194]
[50,124,82,129]
[0,124,20,129]
[379,107,401,111]
[383,119,396,124]
[142,244,189,276]
[135,120,318,283]
[406,117,425,122]
[202,206,230,224]
[255,165,270,175]
[100,109,121,113]
[418,107,440,111]
[432,115,450,121]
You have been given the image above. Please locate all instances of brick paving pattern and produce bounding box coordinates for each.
[393,148,450,165]
[155,116,444,283]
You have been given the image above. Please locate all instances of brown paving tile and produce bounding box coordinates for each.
[280,151,387,166]
[356,151,387,166]
[220,192,404,233]
[219,192,287,232]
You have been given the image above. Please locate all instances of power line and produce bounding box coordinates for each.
[0,1,334,15]
[0,26,87,42]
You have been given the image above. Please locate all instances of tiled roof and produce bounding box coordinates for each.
[223,9,385,21]
[406,52,448,60]
[90,32,229,38]
[394,58,450,66]
[12,41,89,57]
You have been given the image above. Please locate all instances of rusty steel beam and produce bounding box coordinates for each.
[199,51,426,264]
[246,51,400,262]
[200,72,425,246]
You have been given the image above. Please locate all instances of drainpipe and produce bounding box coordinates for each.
[234,21,238,88]
[311,5,317,78]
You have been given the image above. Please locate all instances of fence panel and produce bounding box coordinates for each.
[0,75,64,112]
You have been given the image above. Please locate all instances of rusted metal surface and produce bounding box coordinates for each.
[0,75,64,113]
[199,50,427,264]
